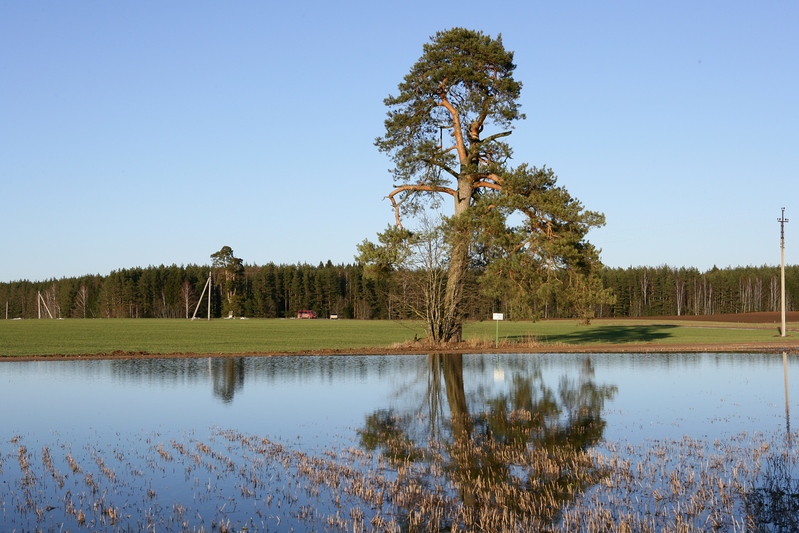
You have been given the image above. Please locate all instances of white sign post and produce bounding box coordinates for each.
[493,313,504,348]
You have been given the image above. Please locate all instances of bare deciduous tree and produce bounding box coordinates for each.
[75,284,89,318]
[180,280,195,319]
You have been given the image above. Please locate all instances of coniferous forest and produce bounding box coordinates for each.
[1,251,797,321]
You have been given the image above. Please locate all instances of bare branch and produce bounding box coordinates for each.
[474,172,505,186]
[473,180,502,191]
[386,184,457,227]
[481,130,513,144]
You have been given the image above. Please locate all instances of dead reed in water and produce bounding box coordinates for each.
[0,428,797,531]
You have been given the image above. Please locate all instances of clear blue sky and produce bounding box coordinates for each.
[2,1,797,282]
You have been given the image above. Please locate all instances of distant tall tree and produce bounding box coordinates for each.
[211,246,245,317]
[361,28,606,342]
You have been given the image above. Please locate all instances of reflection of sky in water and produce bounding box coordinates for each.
[1,353,795,448]
[590,353,794,442]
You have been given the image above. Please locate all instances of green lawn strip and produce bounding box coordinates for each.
[0,318,794,357]
[0,319,427,356]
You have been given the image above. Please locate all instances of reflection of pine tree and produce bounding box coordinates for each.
[358,354,617,529]
[211,358,245,403]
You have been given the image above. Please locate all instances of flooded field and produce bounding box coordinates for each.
[1,353,797,531]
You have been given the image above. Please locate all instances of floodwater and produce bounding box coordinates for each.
[1,353,796,531]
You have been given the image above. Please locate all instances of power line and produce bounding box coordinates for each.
[779,207,789,245]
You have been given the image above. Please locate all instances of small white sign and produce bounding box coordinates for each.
[493,313,504,321]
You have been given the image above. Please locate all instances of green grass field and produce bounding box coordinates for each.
[0,317,795,357]
[467,318,793,346]
[0,318,427,356]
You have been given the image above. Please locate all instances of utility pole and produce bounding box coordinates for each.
[779,208,789,337]
[784,351,791,438]
[191,272,213,321]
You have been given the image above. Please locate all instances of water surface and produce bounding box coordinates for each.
[1,352,795,531]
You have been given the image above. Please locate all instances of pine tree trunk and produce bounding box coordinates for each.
[435,179,473,343]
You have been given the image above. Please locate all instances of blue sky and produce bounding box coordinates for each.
[1,1,797,282]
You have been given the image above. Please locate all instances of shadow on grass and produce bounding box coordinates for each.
[510,325,679,345]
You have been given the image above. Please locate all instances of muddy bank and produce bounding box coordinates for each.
[4,341,798,362]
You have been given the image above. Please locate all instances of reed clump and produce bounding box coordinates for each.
[391,334,547,351]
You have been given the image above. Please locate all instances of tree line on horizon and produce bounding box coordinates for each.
[1,260,796,321]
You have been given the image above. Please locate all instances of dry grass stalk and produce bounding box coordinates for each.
[2,429,797,531]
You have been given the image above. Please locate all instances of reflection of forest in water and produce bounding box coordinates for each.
[359,353,618,529]
[112,354,611,404]
[106,357,246,402]
[98,351,784,399]
[103,351,787,388]
[101,352,716,406]
[106,356,432,402]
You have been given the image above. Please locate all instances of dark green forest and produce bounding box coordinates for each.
[1,258,797,320]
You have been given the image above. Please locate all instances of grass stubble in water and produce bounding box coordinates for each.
[2,426,798,532]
